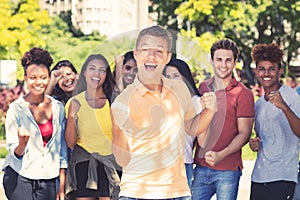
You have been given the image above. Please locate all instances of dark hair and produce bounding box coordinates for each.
[21,47,53,75]
[51,60,77,104]
[74,54,115,104]
[52,60,77,74]
[136,26,173,51]
[251,43,284,68]
[210,39,239,61]
[163,58,201,96]
[123,51,135,65]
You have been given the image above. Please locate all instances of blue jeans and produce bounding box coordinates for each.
[119,197,191,200]
[191,165,241,200]
[185,163,194,190]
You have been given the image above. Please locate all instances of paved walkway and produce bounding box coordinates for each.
[0,159,255,200]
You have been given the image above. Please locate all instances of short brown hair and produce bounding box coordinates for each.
[210,39,239,61]
[136,26,173,51]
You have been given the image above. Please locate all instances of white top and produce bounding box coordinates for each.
[184,95,202,164]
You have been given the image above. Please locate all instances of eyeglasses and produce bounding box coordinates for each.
[137,48,168,57]
[124,65,138,73]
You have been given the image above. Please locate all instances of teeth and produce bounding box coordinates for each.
[92,77,100,81]
[263,77,271,81]
[219,68,227,72]
[65,81,73,86]
[145,64,157,71]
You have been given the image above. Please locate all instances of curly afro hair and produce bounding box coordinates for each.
[251,43,283,68]
[21,47,53,75]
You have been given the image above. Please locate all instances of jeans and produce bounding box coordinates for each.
[119,197,191,200]
[185,163,194,190]
[3,166,56,200]
[191,165,241,200]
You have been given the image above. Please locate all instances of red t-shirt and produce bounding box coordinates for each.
[38,114,53,147]
[194,78,254,171]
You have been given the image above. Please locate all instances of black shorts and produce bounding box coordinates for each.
[68,160,109,198]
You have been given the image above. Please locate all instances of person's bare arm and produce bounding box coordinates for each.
[14,127,30,158]
[111,111,131,167]
[65,99,80,149]
[249,136,261,152]
[185,92,217,137]
[56,168,66,200]
[45,70,62,95]
[269,91,300,137]
[197,131,209,148]
[205,117,254,167]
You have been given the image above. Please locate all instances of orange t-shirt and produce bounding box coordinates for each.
[112,77,196,198]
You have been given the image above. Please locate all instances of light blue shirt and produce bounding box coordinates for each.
[2,95,68,180]
[251,85,300,183]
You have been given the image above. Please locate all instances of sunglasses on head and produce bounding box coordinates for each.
[124,65,138,73]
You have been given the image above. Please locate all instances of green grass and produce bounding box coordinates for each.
[242,143,257,161]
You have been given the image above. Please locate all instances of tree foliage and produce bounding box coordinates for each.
[152,0,300,85]
[0,0,51,60]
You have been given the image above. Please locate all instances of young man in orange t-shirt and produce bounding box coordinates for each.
[111,26,217,199]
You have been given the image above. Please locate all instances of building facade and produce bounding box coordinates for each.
[40,0,149,37]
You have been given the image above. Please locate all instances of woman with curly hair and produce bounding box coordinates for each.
[64,54,120,200]
[2,47,68,200]
[249,43,300,200]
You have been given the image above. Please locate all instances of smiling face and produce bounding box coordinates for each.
[57,66,77,94]
[165,66,183,81]
[211,49,236,81]
[25,64,50,96]
[84,59,107,90]
[122,59,138,86]
[134,35,172,84]
[254,60,283,91]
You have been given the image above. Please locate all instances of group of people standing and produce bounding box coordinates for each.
[1,25,300,200]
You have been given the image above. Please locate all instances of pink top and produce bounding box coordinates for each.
[38,114,53,147]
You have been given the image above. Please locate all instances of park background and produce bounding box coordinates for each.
[1,0,300,160]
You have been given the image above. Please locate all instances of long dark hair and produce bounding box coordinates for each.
[51,60,77,104]
[163,58,200,96]
[74,54,115,104]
